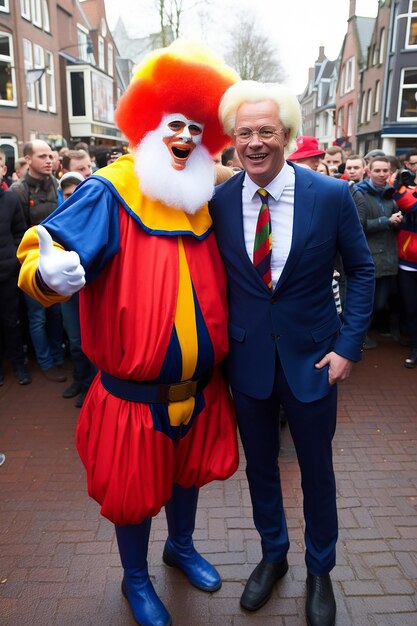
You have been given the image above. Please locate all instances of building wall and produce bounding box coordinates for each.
[336,21,360,151]
[356,3,390,154]
[0,0,123,167]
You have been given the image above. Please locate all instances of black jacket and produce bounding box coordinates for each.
[10,172,58,227]
[0,186,26,282]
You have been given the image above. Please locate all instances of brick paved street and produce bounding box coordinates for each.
[1,336,416,625]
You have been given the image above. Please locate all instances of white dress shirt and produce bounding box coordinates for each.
[242,162,295,288]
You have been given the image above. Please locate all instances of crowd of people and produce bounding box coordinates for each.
[0,43,415,625]
[0,142,124,402]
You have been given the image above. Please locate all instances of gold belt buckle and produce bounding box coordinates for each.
[168,380,197,402]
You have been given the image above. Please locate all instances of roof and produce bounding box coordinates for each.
[355,16,376,66]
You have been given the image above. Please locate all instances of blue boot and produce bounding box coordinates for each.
[163,484,221,592]
[115,519,171,626]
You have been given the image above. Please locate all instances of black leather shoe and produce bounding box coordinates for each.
[306,573,336,626]
[240,557,288,611]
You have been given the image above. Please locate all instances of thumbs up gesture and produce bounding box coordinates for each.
[37,225,86,296]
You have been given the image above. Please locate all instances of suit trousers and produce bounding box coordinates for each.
[232,356,338,576]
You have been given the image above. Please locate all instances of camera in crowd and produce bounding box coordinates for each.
[396,168,416,188]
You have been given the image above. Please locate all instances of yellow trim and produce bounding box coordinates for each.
[17,227,70,307]
[168,237,198,427]
[96,154,212,237]
[402,234,412,254]
[175,236,198,381]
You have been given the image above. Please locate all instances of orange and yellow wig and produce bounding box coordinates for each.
[115,39,240,156]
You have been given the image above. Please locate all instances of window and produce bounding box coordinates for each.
[70,71,86,116]
[0,32,16,106]
[374,80,381,114]
[107,43,113,76]
[347,104,353,136]
[317,83,323,107]
[372,44,378,66]
[23,38,36,108]
[0,1,10,13]
[336,107,344,137]
[77,25,90,62]
[41,0,50,33]
[406,0,417,47]
[398,68,417,119]
[33,43,47,110]
[31,0,42,27]
[21,0,31,19]
[360,91,366,124]
[344,57,355,93]
[385,70,392,118]
[379,28,385,64]
[339,67,346,95]
[98,36,105,70]
[366,88,372,122]
[46,50,56,113]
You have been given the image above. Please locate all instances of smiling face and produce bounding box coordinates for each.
[234,100,289,187]
[161,113,204,171]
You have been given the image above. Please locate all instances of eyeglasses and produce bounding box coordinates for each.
[234,126,285,144]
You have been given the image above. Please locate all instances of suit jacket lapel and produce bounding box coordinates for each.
[274,163,315,292]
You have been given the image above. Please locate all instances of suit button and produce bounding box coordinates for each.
[271,333,276,339]
[270,297,277,304]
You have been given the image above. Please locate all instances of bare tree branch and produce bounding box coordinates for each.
[226,17,286,83]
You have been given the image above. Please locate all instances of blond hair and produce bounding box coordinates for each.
[219,81,301,155]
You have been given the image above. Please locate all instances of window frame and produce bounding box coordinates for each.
[77,24,90,63]
[33,43,47,111]
[347,103,353,136]
[374,80,381,114]
[360,90,366,124]
[344,57,355,93]
[0,31,17,107]
[379,28,385,64]
[41,0,50,33]
[23,38,36,109]
[0,0,10,14]
[366,88,372,122]
[397,67,417,120]
[31,0,42,28]
[20,0,31,20]
[405,0,417,48]
[46,50,56,113]
[107,42,113,77]
[98,36,105,71]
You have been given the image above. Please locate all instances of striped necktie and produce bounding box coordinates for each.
[253,189,272,289]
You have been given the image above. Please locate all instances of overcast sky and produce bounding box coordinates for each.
[104,0,378,94]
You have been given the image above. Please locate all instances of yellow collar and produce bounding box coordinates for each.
[94,154,212,238]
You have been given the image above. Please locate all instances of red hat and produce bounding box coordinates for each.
[288,136,325,160]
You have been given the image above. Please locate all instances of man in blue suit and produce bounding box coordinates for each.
[210,81,374,626]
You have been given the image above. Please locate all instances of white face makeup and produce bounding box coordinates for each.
[161,113,205,170]
[162,113,204,144]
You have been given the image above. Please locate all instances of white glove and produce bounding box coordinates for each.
[37,225,86,296]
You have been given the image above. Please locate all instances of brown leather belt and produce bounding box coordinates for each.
[100,369,213,403]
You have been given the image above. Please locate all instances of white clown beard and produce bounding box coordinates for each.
[134,128,216,215]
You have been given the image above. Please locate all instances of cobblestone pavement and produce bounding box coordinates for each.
[1,336,416,625]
